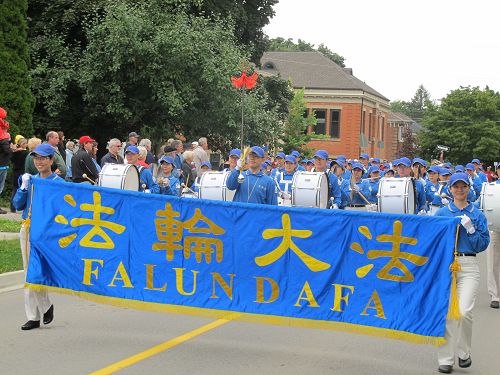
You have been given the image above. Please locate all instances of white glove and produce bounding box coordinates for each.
[441,198,449,205]
[332,204,339,210]
[352,184,360,192]
[460,215,475,234]
[162,178,170,187]
[418,210,427,216]
[280,192,291,200]
[21,173,31,190]
[367,204,378,212]
[236,159,243,170]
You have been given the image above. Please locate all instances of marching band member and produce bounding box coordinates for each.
[125,146,159,194]
[157,156,181,196]
[347,162,370,209]
[359,153,369,178]
[227,146,277,205]
[365,166,381,204]
[439,168,453,204]
[300,158,308,170]
[383,167,395,178]
[412,158,427,188]
[471,158,487,183]
[330,160,350,209]
[305,159,314,172]
[337,156,351,180]
[313,150,341,209]
[13,144,64,330]
[223,149,241,172]
[436,173,490,374]
[270,152,285,179]
[192,161,212,194]
[396,157,426,213]
[486,168,500,309]
[425,165,444,214]
[276,155,297,204]
[291,150,306,171]
[465,163,482,198]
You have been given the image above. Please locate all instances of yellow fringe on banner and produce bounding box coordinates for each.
[26,282,447,347]
[447,225,461,320]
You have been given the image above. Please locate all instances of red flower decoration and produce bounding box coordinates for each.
[0,107,6,119]
[231,71,258,90]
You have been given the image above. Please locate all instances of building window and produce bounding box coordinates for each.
[361,111,366,135]
[330,109,340,139]
[368,113,373,140]
[398,125,404,142]
[314,109,326,135]
[379,116,385,141]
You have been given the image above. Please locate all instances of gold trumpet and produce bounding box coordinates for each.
[237,146,251,184]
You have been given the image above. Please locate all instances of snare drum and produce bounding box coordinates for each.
[99,164,140,191]
[291,172,329,208]
[181,188,198,199]
[198,171,235,201]
[377,177,416,214]
[480,182,500,231]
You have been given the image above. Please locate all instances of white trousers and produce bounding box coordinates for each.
[20,224,51,321]
[438,256,480,366]
[487,230,500,302]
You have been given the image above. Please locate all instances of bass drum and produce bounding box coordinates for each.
[480,182,500,231]
[377,177,416,214]
[291,172,329,209]
[99,163,140,191]
[198,171,235,201]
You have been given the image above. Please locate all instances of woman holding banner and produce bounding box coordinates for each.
[435,173,490,373]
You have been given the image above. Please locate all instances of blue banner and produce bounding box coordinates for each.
[26,179,459,345]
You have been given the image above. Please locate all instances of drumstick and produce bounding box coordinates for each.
[181,183,197,195]
[82,173,96,185]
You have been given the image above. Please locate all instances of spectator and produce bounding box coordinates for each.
[91,142,101,173]
[45,131,67,178]
[10,136,29,212]
[24,137,42,175]
[65,141,75,180]
[72,136,99,184]
[486,166,495,182]
[57,131,66,161]
[181,150,195,186]
[193,137,209,176]
[100,138,124,167]
[0,123,12,214]
[139,138,155,165]
[137,146,149,168]
[171,140,184,170]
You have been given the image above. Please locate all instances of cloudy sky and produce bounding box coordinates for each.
[264,0,500,102]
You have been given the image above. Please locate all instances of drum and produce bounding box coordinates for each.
[181,187,198,199]
[377,177,416,214]
[480,182,500,231]
[291,172,329,209]
[98,163,139,191]
[198,171,235,201]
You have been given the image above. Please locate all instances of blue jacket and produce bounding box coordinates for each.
[227,169,278,205]
[414,179,426,212]
[435,202,490,254]
[138,167,159,194]
[363,179,380,203]
[270,167,285,180]
[274,170,295,194]
[13,173,64,219]
[348,179,368,206]
[159,175,181,196]
[425,181,445,208]
[325,171,341,207]
[337,177,351,208]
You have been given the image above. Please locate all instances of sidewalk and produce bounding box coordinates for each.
[0,209,23,222]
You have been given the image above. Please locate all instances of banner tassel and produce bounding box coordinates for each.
[447,225,461,320]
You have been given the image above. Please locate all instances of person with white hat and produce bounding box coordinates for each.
[435,173,490,373]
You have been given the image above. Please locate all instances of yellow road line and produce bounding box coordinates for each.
[90,318,230,375]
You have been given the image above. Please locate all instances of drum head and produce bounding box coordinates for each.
[377,177,416,214]
[292,172,329,208]
[99,164,139,191]
[199,172,233,201]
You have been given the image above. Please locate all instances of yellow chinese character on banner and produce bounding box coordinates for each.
[152,205,225,263]
[55,192,126,249]
[350,220,428,282]
[255,214,331,272]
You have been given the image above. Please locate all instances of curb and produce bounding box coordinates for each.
[0,270,24,293]
[0,232,19,240]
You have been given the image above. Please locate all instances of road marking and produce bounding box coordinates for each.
[90,318,230,374]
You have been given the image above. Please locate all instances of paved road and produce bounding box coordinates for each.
[1,254,499,375]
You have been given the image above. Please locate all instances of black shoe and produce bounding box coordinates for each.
[459,356,471,368]
[491,301,500,309]
[43,305,54,325]
[21,320,40,330]
[438,365,453,373]
[0,208,7,214]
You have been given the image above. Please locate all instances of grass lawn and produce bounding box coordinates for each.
[0,218,22,232]
[0,240,23,273]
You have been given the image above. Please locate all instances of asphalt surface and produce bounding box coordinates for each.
[1,253,499,375]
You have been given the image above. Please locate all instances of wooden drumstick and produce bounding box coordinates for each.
[82,173,96,185]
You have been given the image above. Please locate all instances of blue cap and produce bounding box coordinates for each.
[352,162,364,170]
[360,153,369,160]
[159,156,175,165]
[250,146,265,158]
[275,152,285,159]
[262,145,268,152]
[229,148,241,157]
[265,159,272,166]
[443,162,452,168]
[392,159,399,166]
[397,157,412,167]
[439,168,452,176]
[306,159,314,165]
[465,163,474,170]
[125,145,139,154]
[449,173,470,187]
[31,144,55,157]
[371,157,381,164]
[471,158,480,164]
[454,165,465,173]
[313,150,328,160]
[412,158,427,167]
[368,166,380,174]
[428,166,441,174]
[300,159,307,165]
[330,160,345,169]
[291,150,300,158]
[201,161,212,169]
[285,155,297,164]
[383,163,391,169]
[337,155,346,161]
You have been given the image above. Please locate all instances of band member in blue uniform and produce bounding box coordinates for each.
[365,166,381,203]
[227,146,277,205]
[291,150,306,171]
[425,165,445,214]
[270,152,285,179]
[223,149,241,172]
[330,160,350,209]
[157,156,181,196]
[396,157,425,213]
[125,146,159,194]
[312,150,341,208]
[471,158,487,183]
[13,144,64,330]
[275,155,297,204]
[436,173,490,374]
[465,163,482,198]
[486,168,500,309]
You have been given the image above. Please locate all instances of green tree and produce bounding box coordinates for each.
[399,126,420,159]
[0,0,34,136]
[419,86,500,164]
[280,89,316,155]
[390,85,435,121]
[266,37,345,67]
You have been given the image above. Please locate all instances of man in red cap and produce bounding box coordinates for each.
[71,136,99,183]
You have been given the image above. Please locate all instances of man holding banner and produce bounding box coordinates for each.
[13,144,64,330]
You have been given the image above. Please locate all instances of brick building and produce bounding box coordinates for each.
[260,52,396,160]
[386,112,421,158]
